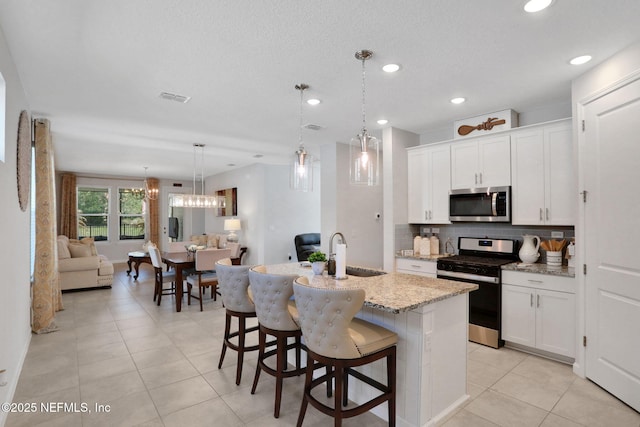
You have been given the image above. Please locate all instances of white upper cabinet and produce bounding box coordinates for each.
[407,143,451,224]
[511,119,574,225]
[451,135,511,189]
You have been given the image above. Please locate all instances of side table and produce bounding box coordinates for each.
[127,251,152,280]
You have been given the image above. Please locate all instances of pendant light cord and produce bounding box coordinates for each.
[361,56,367,133]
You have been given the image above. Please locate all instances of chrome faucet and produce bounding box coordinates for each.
[329,232,347,255]
[328,232,347,276]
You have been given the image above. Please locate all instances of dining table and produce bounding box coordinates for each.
[161,251,195,312]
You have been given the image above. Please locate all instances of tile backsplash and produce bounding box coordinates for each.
[396,223,575,261]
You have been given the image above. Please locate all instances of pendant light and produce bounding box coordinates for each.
[169,143,220,208]
[290,83,313,192]
[143,167,158,201]
[350,49,380,186]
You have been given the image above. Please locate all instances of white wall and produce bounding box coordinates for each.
[0,26,32,427]
[382,127,420,271]
[205,163,321,265]
[419,100,573,144]
[321,142,384,269]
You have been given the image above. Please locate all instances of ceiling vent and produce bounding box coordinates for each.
[159,91,191,103]
[303,123,323,131]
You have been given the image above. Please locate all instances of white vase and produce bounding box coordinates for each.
[311,261,325,275]
[519,235,541,264]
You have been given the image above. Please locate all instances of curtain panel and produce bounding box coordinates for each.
[59,173,77,238]
[32,118,62,333]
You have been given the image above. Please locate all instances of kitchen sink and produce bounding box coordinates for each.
[345,266,386,277]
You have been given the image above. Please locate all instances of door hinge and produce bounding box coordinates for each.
[582,120,585,131]
[583,264,587,275]
[581,190,587,203]
[583,336,587,347]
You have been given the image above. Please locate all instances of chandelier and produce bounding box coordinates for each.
[143,167,158,201]
[168,143,221,208]
[350,49,380,186]
[290,83,313,192]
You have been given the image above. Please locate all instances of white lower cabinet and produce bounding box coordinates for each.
[396,258,437,277]
[502,271,576,358]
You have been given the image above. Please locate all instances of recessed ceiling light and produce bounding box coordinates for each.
[450,97,466,104]
[253,154,263,158]
[306,98,321,106]
[227,163,236,167]
[377,119,388,125]
[524,0,553,13]
[570,55,592,65]
[382,64,400,73]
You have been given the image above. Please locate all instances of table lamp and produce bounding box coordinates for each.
[224,218,241,243]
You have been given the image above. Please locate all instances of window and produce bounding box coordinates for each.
[118,188,146,240]
[77,187,109,241]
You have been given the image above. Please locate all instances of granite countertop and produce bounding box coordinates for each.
[263,263,478,314]
[502,262,575,278]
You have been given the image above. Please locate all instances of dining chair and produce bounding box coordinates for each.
[148,244,177,306]
[185,248,231,311]
[293,277,398,427]
[215,258,261,385]
[248,266,305,418]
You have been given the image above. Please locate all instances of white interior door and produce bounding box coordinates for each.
[583,76,640,412]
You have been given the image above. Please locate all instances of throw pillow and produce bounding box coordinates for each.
[217,234,227,249]
[57,238,71,259]
[69,242,92,258]
[80,237,98,256]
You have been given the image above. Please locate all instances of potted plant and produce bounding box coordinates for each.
[307,251,327,275]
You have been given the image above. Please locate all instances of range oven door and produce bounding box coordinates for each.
[437,271,503,348]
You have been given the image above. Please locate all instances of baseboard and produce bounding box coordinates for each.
[0,331,31,427]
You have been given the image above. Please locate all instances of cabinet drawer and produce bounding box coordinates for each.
[396,258,437,277]
[502,270,575,294]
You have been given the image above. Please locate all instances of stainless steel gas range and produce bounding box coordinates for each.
[436,237,519,348]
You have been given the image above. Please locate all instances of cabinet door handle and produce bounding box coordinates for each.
[411,265,422,269]
[530,293,533,307]
[475,173,478,185]
[539,208,543,221]
[479,172,483,184]
[546,208,549,220]
[429,210,432,220]
[425,210,428,220]
[537,294,540,308]
[528,279,543,284]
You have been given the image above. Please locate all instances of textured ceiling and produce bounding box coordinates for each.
[1,0,639,180]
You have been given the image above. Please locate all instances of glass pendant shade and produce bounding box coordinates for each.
[350,132,379,185]
[350,49,380,186]
[290,83,314,192]
[290,147,313,192]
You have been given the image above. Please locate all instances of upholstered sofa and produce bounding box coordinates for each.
[57,235,114,290]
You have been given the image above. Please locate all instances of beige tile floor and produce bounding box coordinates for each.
[6,264,640,427]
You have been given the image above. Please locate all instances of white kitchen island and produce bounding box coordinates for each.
[264,264,478,427]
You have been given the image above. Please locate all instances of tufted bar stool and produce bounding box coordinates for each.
[248,266,305,418]
[215,258,261,385]
[293,277,398,427]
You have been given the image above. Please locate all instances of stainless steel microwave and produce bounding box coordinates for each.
[449,186,511,222]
